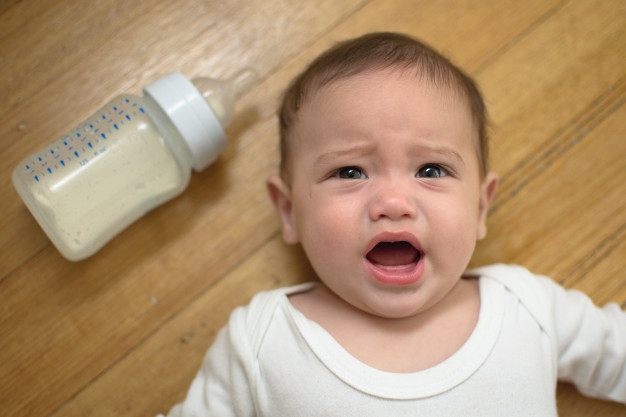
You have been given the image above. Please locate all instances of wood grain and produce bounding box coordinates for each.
[1,0,624,416]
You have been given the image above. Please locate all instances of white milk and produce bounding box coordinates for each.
[12,69,256,261]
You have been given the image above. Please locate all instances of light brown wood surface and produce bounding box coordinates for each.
[1,0,624,416]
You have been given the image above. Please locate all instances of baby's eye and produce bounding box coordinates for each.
[417,164,448,179]
[335,166,367,179]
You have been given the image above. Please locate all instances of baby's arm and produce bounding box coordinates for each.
[543,277,626,403]
[157,307,257,417]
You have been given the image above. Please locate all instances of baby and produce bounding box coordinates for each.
[160,32,625,416]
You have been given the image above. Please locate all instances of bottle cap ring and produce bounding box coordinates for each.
[145,72,227,171]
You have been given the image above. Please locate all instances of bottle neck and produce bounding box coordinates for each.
[191,68,257,126]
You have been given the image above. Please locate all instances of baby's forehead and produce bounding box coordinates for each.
[310,67,473,109]
[304,69,475,125]
[291,72,481,162]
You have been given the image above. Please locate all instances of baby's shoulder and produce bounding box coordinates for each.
[468,263,554,297]
[228,282,317,351]
[469,263,557,333]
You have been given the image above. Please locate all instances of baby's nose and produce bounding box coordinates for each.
[368,180,417,221]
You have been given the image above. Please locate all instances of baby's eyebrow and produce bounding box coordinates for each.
[410,144,466,166]
[314,143,377,166]
[313,141,466,168]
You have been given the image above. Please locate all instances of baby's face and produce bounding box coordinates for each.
[271,69,497,319]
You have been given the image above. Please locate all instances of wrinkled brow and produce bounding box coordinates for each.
[314,141,466,167]
[314,142,378,166]
[408,143,466,166]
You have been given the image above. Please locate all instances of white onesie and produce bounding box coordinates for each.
[160,264,626,416]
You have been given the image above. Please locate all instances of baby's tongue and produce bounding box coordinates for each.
[367,242,419,266]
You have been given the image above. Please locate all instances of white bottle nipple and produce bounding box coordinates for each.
[192,68,257,126]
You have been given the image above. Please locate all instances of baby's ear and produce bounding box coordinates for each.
[266,174,300,244]
[477,172,499,240]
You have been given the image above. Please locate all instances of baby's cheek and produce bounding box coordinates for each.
[301,213,348,258]
[432,207,478,248]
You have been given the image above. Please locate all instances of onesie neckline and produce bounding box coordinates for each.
[282,277,505,399]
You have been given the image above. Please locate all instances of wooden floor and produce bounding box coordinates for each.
[1,0,625,415]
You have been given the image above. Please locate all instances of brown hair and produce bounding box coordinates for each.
[278,32,490,181]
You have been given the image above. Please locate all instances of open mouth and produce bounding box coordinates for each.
[366,241,421,267]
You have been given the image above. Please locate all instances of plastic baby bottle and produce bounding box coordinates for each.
[12,68,256,261]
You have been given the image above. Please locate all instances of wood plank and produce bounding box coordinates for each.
[571,229,626,308]
[309,0,563,71]
[473,82,626,288]
[557,381,626,416]
[0,0,364,119]
[35,0,626,416]
[2,0,625,416]
[0,0,22,18]
[0,103,287,417]
[478,0,626,177]
[0,1,369,415]
[558,225,626,414]
[50,237,312,417]
[0,0,155,115]
[0,0,368,277]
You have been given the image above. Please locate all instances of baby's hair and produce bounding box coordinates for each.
[278,32,490,181]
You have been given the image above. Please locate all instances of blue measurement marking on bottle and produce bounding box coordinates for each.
[25,97,137,183]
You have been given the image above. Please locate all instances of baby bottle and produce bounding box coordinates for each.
[12,68,256,261]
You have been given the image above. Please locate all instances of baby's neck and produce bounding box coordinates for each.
[289,278,480,373]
